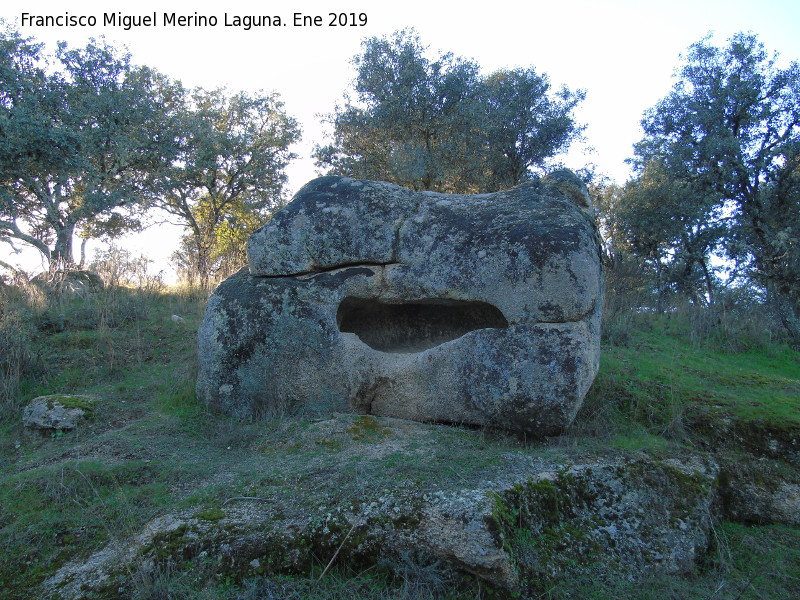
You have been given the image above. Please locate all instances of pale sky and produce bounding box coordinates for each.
[4,0,800,278]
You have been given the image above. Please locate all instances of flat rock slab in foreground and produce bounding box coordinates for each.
[43,416,717,599]
[197,172,603,435]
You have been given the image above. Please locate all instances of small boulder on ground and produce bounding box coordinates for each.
[22,395,95,431]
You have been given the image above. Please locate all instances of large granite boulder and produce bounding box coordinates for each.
[197,171,603,435]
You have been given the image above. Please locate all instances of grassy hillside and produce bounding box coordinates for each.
[0,284,798,599]
[580,312,800,448]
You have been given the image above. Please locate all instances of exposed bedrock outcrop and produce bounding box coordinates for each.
[41,417,718,599]
[197,171,603,435]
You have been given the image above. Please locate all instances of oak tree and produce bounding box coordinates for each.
[0,29,183,272]
[162,88,300,288]
[633,32,800,338]
[315,29,584,193]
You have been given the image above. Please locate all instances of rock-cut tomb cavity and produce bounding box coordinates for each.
[336,297,509,353]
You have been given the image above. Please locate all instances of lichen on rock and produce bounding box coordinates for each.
[22,394,95,431]
[197,173,603,436]
[39,416,719,599]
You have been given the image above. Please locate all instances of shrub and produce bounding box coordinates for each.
[0,283,35,411]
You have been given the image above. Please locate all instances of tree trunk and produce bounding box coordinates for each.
[767,283,800,346]
[50,223,76,273]
[78,237,88,269]
[773,294,800,346]
[653,259,665,313]
[194,235,211,290]
[700,258,715,307]
[746,201,800,345]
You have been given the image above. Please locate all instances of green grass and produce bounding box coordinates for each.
[577,314,800,445]
[1,287,798,599]
[0,459,176,593]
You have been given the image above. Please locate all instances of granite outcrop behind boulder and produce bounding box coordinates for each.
[198,171,603,435]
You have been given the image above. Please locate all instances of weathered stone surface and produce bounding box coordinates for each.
[724,479,800,525]
[22,395,94,431]
[41,416,717,599]
[32,270,104,297]
[689,410,800,525]
[716,454,800,525]
[198,172,603,435]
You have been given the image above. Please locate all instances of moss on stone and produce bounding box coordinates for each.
[146,523,192,561]
[490,474,607,592]
[347,415,392,441]
[195,508,226,522]
[44,394,96,415]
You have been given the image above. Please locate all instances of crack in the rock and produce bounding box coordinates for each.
[254,261,401,279]
[533,297,599,325]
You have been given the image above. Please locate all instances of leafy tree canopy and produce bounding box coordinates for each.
[631,32,800,338]
[0,26,184,271]
[615,160,726,309]
[314,29,584,193]
[162,88,300,288]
